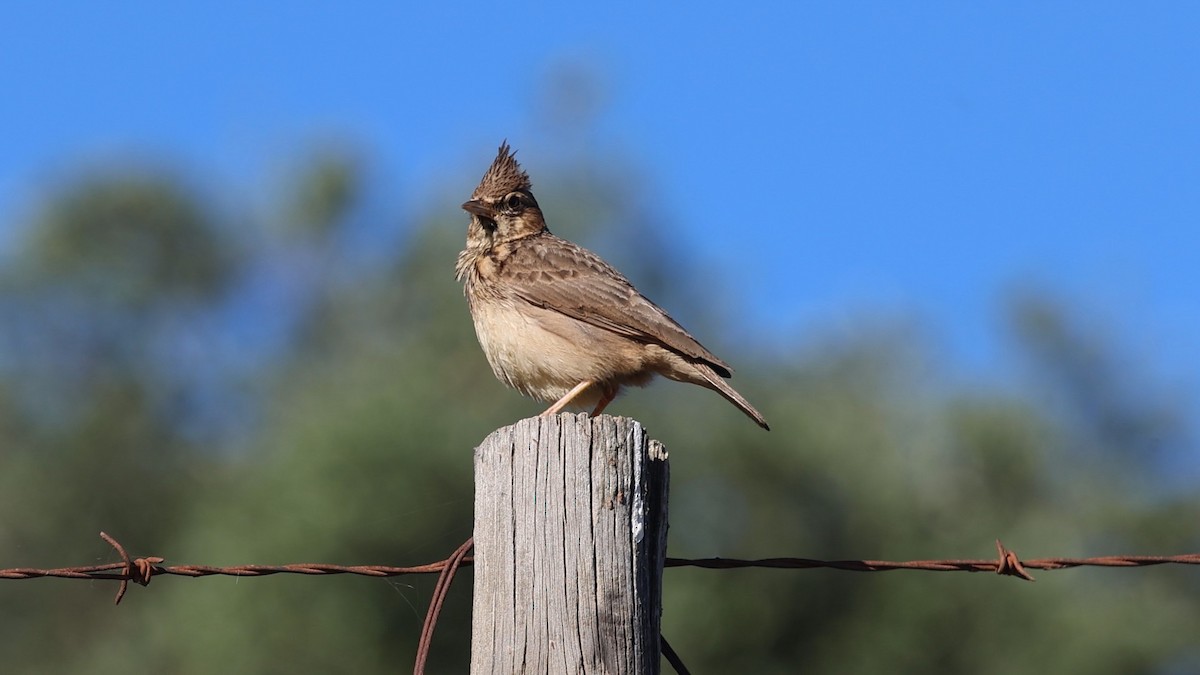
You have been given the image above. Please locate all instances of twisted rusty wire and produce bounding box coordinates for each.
[7,534,1200,674]
[7,536,1200,603]
[0,532,474,605]
[413,537,473,675]
[665,540,1200,581]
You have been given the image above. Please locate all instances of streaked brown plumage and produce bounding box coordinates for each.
[456,142,769,430]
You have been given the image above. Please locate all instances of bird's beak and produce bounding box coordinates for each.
[461,199,494,219]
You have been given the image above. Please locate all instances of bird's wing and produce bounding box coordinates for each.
[496,234,732,375]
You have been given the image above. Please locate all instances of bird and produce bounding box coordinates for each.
[455,142,769,430]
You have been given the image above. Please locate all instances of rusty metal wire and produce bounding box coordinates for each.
[0,533,480,675]
[665,540,1200,582]
[414,537,473,675]
[0,531,474,605]
[9,533,1200,595]
[7,536,1200,600]
[6,534,1200,674]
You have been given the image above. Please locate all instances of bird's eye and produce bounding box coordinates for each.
[504,193,524,211]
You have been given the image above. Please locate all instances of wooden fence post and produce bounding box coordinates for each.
[471,413,670,674]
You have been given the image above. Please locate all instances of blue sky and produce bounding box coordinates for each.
[3,3,1198,408]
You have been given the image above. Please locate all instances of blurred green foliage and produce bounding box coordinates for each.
[0,142,1197,675]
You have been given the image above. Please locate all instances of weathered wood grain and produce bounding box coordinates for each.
[471,414,669,674]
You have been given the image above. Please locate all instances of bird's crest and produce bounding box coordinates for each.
[471,141,531,201]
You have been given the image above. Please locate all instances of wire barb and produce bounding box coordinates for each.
[100,531,164,605]
[994,539,1034,581]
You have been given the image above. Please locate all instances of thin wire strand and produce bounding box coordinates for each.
[413,537,473,675]
[661,634,692,675]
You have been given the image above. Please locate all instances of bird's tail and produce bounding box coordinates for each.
[690,362,770,431]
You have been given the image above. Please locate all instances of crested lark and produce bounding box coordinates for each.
[456,142,769,430]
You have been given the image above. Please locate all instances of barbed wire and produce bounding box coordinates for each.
[8,535,1198,599]
[6,534,1200,674]
[668,540,1200,581]
[0,533,469,605]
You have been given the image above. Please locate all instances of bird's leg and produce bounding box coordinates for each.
[541,380,595,417]
[590,385,619,417]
